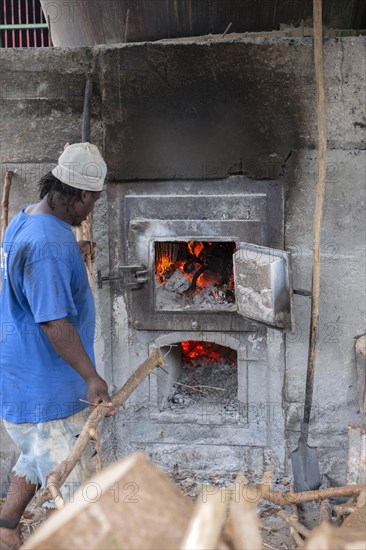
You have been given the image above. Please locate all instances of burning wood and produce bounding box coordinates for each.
[155,241,236,308]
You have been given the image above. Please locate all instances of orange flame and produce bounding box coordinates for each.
[188,241,204,257]
[156,241,204,286]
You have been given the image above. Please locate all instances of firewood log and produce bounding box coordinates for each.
[25,454,194,550]
[304,521,365,549]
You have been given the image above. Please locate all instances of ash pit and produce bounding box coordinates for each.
[155,241,236,311]
[162,341,238,422]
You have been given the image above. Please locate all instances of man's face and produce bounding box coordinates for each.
[71,190,102,226]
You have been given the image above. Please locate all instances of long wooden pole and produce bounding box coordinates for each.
[79,79,95,291]
[301,0,328,441]
[1,171,14,245]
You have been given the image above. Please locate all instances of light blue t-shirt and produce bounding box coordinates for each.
[0,208,96,423]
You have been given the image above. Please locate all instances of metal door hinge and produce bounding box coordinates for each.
[97,266,149,290]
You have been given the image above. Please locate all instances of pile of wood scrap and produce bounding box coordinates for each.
[23,453,365,550]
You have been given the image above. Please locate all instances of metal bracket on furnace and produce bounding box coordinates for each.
[97,265,149,290]
[119,265,149,290]
[293,288,312,297]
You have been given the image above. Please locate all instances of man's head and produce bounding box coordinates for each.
[39,143,107,225]
[51,142,107,192]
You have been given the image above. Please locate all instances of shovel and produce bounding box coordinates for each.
[291,350,321,492]
[291,0,325,493]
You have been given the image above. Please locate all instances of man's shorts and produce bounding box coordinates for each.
[3,409,96,508]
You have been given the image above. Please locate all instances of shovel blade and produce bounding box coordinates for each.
[291,440,321,493]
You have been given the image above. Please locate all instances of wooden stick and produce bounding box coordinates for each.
[277,510,310,539]
[1,171,14,245]
[333,503,357,518]
[289,524,305,547]
[80,79,95,291]
[38,348,163,507]
[319,478,332,524]
[289,482,305,547]
[88,426,102,474]
[81,214,95,293]
[250,483,365,506]
[301,0,328,435]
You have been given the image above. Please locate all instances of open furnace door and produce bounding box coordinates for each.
[233,243,294,330]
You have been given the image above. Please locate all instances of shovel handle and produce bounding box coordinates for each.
[302,0,327,436]
[300,420,310,443]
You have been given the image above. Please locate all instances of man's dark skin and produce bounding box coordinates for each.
[0,189,112,550]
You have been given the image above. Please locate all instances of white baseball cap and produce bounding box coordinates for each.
[52,142,107,191]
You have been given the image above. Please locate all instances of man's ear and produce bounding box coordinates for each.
[80,190,89,202]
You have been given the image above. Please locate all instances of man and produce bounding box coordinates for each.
[0,142,112,549]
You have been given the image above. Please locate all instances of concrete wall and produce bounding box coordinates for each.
[1,36,365,493]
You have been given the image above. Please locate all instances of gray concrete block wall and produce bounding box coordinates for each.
[284,149,366,482]
[0,36,365,489]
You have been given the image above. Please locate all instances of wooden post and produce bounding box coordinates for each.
[1,171,14,245]
[301,0,328,448]
[81,215,95,292]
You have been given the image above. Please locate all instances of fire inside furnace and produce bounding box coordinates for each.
[155,241,236,309]
[163,341,238,419]
[181,341,237,367]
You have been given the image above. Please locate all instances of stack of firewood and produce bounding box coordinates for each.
[22,452,365,550]
[16,348,364,550]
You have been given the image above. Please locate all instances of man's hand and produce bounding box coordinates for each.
[86,373,111,405]
[86,373,115,416]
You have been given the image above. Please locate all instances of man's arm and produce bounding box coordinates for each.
[39,317,112,406]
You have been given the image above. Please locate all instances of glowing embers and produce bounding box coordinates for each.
[181,341,237,367]
[163,341,238,421]
[155,241,236,310]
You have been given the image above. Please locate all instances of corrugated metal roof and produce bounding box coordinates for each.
[40,0,366,47]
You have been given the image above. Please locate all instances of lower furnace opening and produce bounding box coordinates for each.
[155,241,236,310]
[159,341,238,422]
